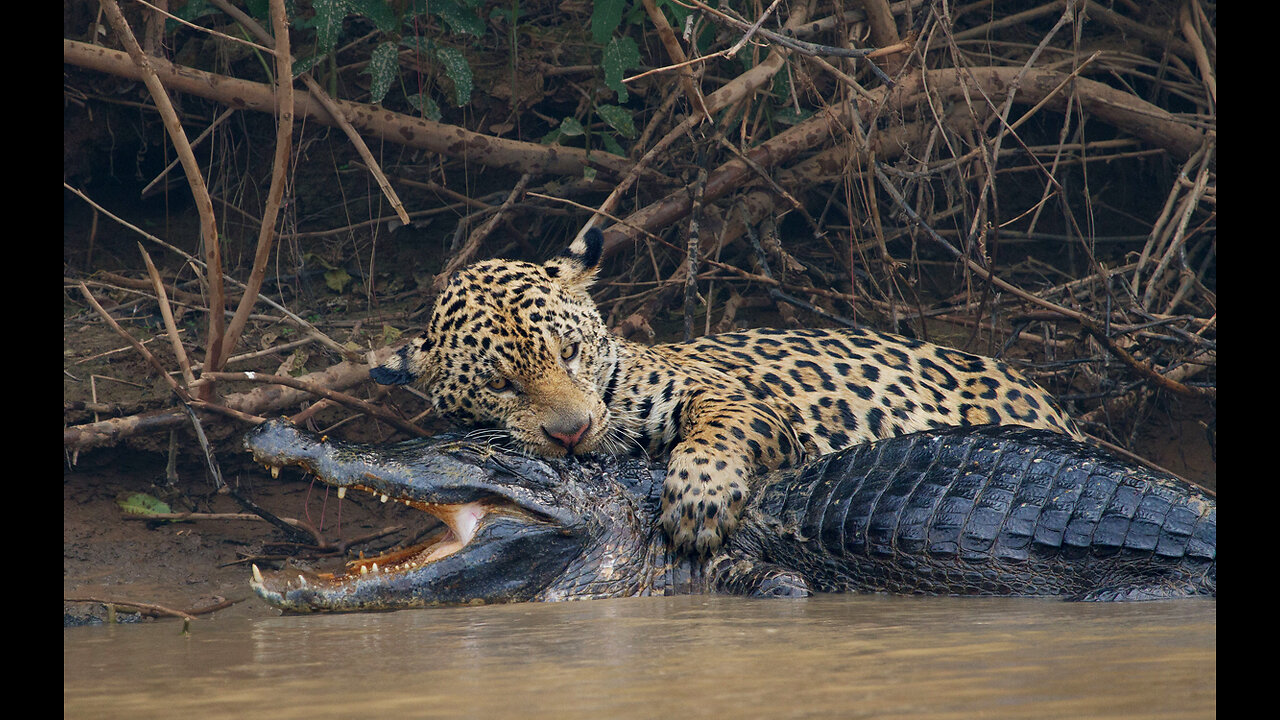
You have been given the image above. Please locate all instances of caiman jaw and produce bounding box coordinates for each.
[249,465,487,594]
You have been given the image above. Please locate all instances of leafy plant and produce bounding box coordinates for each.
[117,493,173,518]
[535,1,646,161]
[244,0,484,112]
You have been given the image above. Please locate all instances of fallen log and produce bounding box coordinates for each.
[63,39,646,182]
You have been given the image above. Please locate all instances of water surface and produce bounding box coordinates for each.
[64,594,1215,719]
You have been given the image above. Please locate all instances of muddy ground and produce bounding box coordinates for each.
[63,268,458,624]
[63,442,445,624]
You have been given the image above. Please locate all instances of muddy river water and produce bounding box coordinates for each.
[64,594,1215,718]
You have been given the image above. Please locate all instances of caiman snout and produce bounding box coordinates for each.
[544,417,592,453]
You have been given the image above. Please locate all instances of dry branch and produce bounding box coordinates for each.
[218,0,297,363]
[63,348,395,453]
[97,0,227,393]
[641,0,710,122]
[197,371,429,438]
[583,3,812,239]
[599,60,1209,259]
[64,39,647,181]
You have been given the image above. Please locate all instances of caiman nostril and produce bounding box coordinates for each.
[544,418,591,453]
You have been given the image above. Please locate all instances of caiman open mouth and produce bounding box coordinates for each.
[249,466,497,596]
[241,418,584,609]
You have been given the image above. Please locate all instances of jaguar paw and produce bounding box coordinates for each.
[659,472,743,557]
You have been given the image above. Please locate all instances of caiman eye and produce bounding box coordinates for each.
[487,376,512,392]
[561,342,580,362]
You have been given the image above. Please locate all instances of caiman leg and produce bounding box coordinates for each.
[708,555,811,598]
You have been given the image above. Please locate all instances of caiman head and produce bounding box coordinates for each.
[242,419,657,612]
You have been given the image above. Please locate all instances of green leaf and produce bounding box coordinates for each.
[243,0,270,22]
[590,0,627,44]
[773,107,813,126]
[657,0,692,26]
[325,267,352,292]
[118,493,172,518]
[313,0,350,56]
[595,104,637,138]
[167,0,217,34]
[172,0,218,21]
[600,133,626,156]
[436,47,473,105]
[602,35,641,103]
[434,0,486,36]
[559,116,585,137]
[348,0,402,33]
[366,42,400,104]
[291,54,326,79]
[407,93,442,121]
[400,36,432,54]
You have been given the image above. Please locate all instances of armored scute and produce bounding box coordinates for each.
[244,420,1215,612]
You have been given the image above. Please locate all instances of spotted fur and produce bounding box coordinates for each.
[372,229,1081,555]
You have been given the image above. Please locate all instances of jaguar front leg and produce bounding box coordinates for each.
[659,394,803,556]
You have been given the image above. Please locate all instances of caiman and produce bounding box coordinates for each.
[243,419,1215,612]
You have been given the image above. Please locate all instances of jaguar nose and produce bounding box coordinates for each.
[543,417,592,453]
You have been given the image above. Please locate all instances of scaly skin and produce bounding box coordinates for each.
[245,420,1215,612]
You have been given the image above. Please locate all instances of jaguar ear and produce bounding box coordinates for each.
[544,227,604,290]
[369,333,435,386]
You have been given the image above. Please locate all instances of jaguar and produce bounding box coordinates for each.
[371,229,1080,555]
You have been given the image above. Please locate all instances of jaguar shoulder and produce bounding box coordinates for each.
[372,229,1080,555]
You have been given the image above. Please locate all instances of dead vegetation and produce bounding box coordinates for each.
[64,0,1215,482]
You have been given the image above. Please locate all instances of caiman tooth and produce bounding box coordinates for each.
[270,466,280,479]
[298,575,307,587]
[381,494,389,503]
[337,486,346,499]
[252,564,263,584]
[372,562,379,573]
[360,564,368,575]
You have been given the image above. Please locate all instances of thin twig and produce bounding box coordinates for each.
[435,174,533,290]
[683,164,707,341]
[77,282,193,402]
[583,3,814,246]
[723,0,784,58]
[141,107,236,199]
[133,0,276,56]
[220,0,296,364]
[640,0,711,122]
[65,182,351,360]
[138,244,198,390]
[197,371,430,438]
[678,0,896,87]
[180,403,321,545]
[210,0,414,228]
[871,164,1214,400]
[99,0,227,388]
[64,597,198,622]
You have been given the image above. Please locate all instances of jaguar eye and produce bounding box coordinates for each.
[487,376,511,392]
[561,342,580,361]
